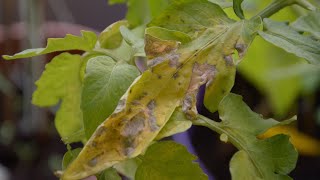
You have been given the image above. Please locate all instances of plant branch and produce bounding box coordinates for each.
[192,115,243,150]
[253,0,317,19]
[253,0,296,19]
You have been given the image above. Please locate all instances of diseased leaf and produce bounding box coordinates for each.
[156,108,192,140]
[233,0,245,19]
[208,0,233,8]
[148,0,233,37]
[99,20,129,49]
[32,53,83,143]
[82,56,140,138]
[98,168,121,180]
[60,1,261,179]
[291,10,320,39]
[135,141,208,180]
[62,148,82,170]
[3,31,97,60]
[259,18,320,65]
[145,26,192,44]
[195,93,298,180]
[149,0,261,112]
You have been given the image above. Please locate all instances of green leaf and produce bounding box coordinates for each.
[3,31,97,60]
[126,0,170,27]
[96,21,140,63]
[99,20,129,49]
[32,53,83,142]
[98,167,121,180]
[155,108,192,140]
[259,18,320,65]
[195,93,298,180]
[80,52,106,82]
[114,158,142,179]
[120,26,145,56]
[291,10,320,39]
[61,129,85,145]
[233,0,245,19]
[135,141,208,180]
[229,151,261,180]
[81,56,140,138]
[62,148,82,170]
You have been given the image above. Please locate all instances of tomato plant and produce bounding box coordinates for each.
[3,0,320,179]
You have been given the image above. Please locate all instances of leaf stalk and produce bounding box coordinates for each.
[192,115,243,150]
[253,0,317,19]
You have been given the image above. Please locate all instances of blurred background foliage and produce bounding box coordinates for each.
[0,0,319,180]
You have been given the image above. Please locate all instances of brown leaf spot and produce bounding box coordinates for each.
[94,126,108,137]
[224,55,233,66]
[235,43,247,58]
[121,113,145,137]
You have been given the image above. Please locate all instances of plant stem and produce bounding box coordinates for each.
[192,115,243,150]
[253,0,317,19]
[254,0,296,19]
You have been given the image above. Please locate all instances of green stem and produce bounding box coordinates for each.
[192,115,243,150]
[254,0,296,19]
[193,115,265,177]
[253,0,317,19]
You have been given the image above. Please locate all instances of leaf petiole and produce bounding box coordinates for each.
[253,0,317,19]
[192,115,243,151]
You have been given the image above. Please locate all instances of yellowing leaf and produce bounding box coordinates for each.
[155,108,192,140]
[32,53,83,143]
[3,31,97,60]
